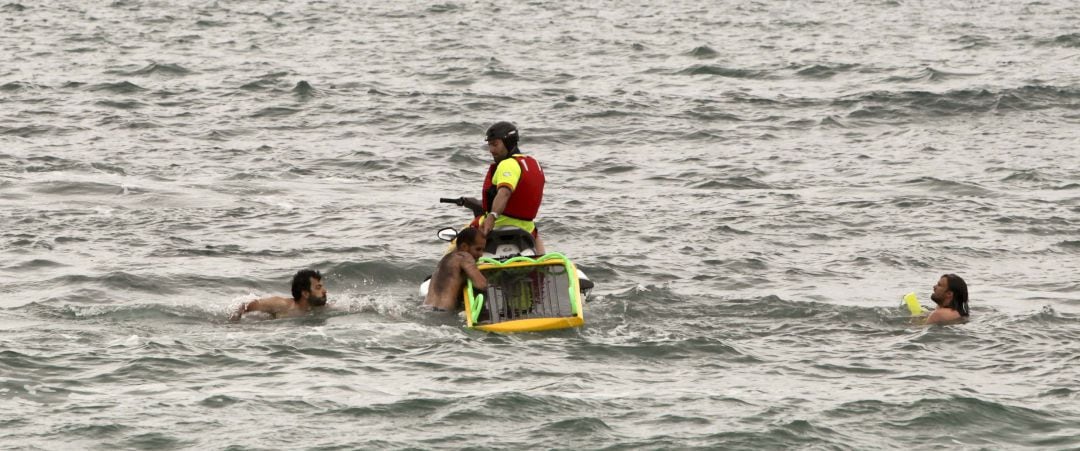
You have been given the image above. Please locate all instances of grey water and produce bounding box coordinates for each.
[2,0,1080,449]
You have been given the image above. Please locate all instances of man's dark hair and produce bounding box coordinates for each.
[943,273,969,317]
[456,227,483,248]
[292,269,322,301]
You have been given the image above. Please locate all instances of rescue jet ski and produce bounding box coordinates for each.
[419,197,593,333]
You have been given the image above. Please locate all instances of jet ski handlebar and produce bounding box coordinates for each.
[440,196,485,218]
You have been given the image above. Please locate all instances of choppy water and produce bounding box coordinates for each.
[3,0,1080,449]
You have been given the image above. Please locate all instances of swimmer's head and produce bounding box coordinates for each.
[931,273,968,317]
[292,269,327,306]
[456,227,487,260]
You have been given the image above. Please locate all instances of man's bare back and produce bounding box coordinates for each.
[424,228,488,311]
[425,250,486,310]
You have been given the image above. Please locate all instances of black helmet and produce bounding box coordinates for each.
[486,121,519,151]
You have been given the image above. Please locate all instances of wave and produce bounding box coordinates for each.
[836,85,1080,119]
[250,107,300,118]
[536,417,613,437]
[17,260,431,296]
[1058,240,1080,251]
[426,3,462,13]
[950,34,992,50]
[237,72,294,91]
[86,81,147,94]
[793,63,858,79]
[884,67,980,82]
[50,423,130,440]
[12,302,220,323]
[323,260,432,284]
[599,164,638,174]
[0,124,75,138]
[685,45,719,59]
[704,419,847,449]
[15,155,79,172]
[95,99,146,110]
[195,19,231,28]
[852,396,1075,448]
[0,81,42,91]
[901,177,996,197]
[119,62,192,77]
[998,168,1051,183]
[598,287,851,323]
[1039,33,1080,48]
[676,64,768,79]
[116,119,161,129]
[26,180,127,195]
[692,176,773,190]
[1012,305,1080,325]
[291,80,319,98]
[323,397,456,419]
[405,120,479,137]
[3,259,68,271]
[481,67,517,79]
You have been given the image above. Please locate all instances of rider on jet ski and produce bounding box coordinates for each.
[472,121,547,255]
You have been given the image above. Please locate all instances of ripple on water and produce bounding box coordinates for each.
[675,64,769,79]
[250,106,300,118]
[686,45,719,59]
[86,81,147,94]
[121,62,192,77]
[794,63,858,79]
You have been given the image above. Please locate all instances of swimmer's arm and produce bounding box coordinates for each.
[229,302,248,322]
[460,256,488,291]
[230,296,291,321]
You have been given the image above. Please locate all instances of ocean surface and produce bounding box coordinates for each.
[3,0,1080,449]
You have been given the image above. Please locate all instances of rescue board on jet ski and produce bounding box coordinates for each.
[462,253,584,333]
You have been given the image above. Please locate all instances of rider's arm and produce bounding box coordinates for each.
[483,159,521,232]
[486,159,520,217]
[482,187,512,235]
[488,186,512,217]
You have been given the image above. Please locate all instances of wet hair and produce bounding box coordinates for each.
[291,269,322,301]
[456,227,483,248]
[943,273,969,316]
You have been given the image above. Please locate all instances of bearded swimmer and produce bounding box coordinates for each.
[230,269,328,321]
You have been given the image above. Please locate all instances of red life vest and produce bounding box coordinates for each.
[482,154,545,221]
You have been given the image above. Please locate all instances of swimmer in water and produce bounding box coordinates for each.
[230,269,328,321]
[926,273,969,325]
[424,227,488,311]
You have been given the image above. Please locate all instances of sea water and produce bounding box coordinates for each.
[2,0,1079,449]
